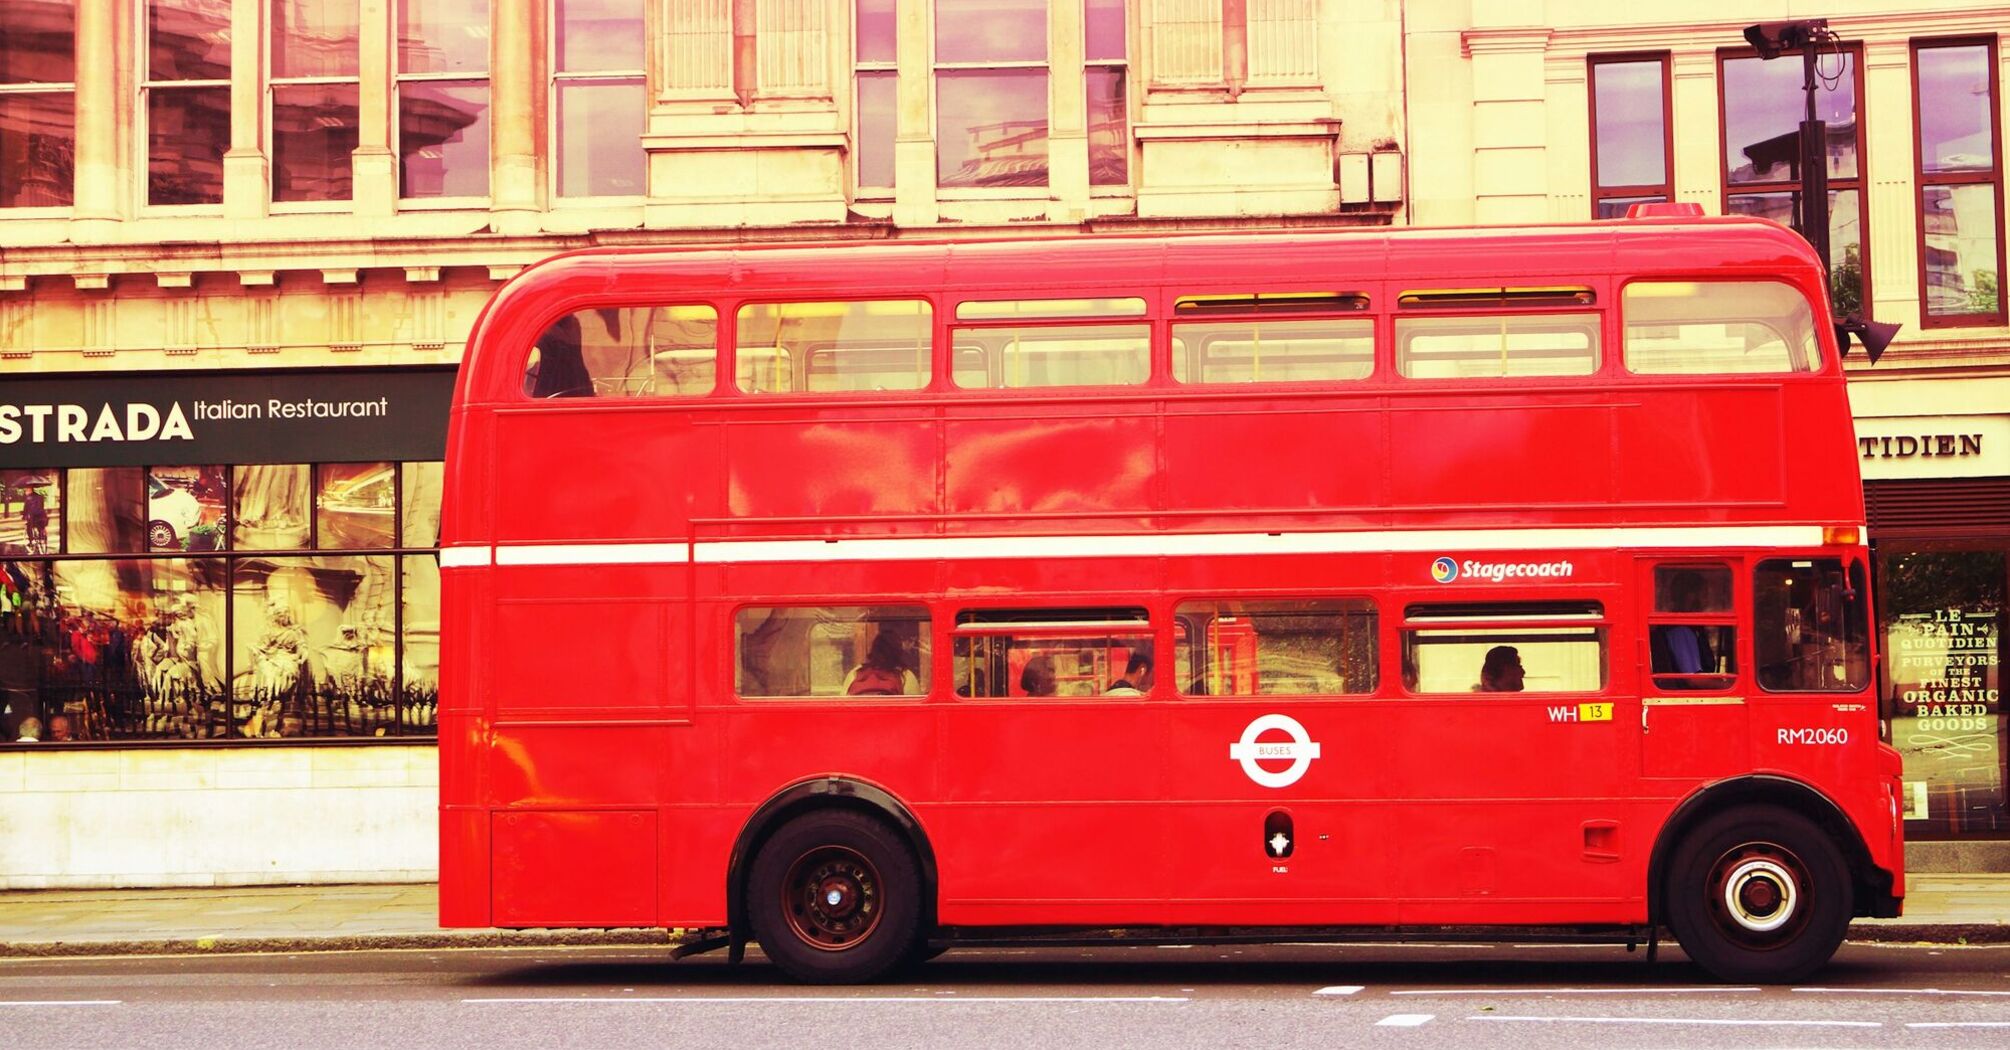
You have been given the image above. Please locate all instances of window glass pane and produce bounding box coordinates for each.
[232,463,312,549]
[1594,194,1666,219]
[148,86,229,205]
[64,468,145,553]
[1623,281,1819,374]
[736,300,930,394]
[272,0,359,78]
[1084,0,1125,62]
[737,606,929,698]
[1,470,58,554]
[1654,566,1732,613]
[1726,189,1866,316]
[149,0,233,81]
[400,553,440,732]
[398,0,489,74]
[856,0,896,65]
[316,462,396,549]
[935,0,1045,63]
[399,80,488,197]
[1176,599,1376,696]
[25,558,229,741]
[0,2,75,83]
[1876,549,2005,836]
[856,70,897,188]
[273,82,358,201]
[232,555,397,736]
[1649,625,1738,689]
[1592,59,1666,188]
[1917,45,1995,174]
[957,297,1144,320]
[0,92,74,208]
[1922,183,2002,320]
[1174,317,1373,384]
[524,305,717,399]
[555,78,644,197]
[1396,313,1599,378]
[953,607,1150,699]
[400,461,444,547]
[951,322,1148,389]
[1087,66,1128,186]
[1405,626,1607,694]
[1755,558,1869,692]
[148,466,227,552]
[1723,52,1857,183]
[554,0,643,73]
[938,69,1048,188]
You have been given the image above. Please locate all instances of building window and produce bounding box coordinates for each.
[397,0,490,198]
[1914,39,2005,328]
[1085,0,1127,186]
[145,0,232,206]
[0,1,75,208]
[1720,45,1869,318]
[552,0,646,198]
[1148,0,1316,91]
[271,0,361,202]
[935,0,1048,189]
[853,0,896,191]
[1587,54,1670,219]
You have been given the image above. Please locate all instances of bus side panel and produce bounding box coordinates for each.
[943,409,1157,529]
[1388,401,1615,520]
[1161,403,1387,528]
[490,408,718,543]
[1614,388,1787,512]
[720,411,940,538]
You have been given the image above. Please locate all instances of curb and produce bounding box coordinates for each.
[1846,922,2010,946]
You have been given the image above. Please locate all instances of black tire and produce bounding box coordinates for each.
[746,810,921,984]
[1664,804,1852,983]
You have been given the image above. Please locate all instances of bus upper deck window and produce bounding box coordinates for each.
[1623,281,1820,374]
[1754,559,1869,692]
[1172,317,1374,385]
[735,300,932,394]
[950,323,1149,389]
[1395,313,1600,379]
[522,305,718,399]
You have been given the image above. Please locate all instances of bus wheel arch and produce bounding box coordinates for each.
[1648,775,1883,929]
[728,777,939,968]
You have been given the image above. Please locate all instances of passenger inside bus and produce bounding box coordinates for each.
[1019,655,1058,697]
[1105,652,1153,695]
[523,315,593,398]
[1478,645,1526,692]
[842,632,919,696]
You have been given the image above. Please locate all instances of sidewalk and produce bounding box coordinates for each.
[0,876,2003,958]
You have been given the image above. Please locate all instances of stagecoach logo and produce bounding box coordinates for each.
[1431,557,1460,583]
[1431,557,1576,584]
[1229,714,1322,789]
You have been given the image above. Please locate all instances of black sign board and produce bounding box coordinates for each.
[0,367,458,469]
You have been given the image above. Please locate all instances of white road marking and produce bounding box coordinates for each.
[1794,986,2010,997]
[1375,1014,1435,1027]
[1468,1015,1882,1028]
[0,1000,121,1007]
[1907,1022,2010,1028]
[463,996,1189,1004]
[1394,986,1758,996]
[1314,985,1365,996]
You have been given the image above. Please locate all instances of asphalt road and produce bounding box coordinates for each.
[2,941,2007,1049]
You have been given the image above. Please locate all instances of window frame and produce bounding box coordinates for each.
[732,603,933,702]
[0,2,77,212]
[140,0,233,211]
[1392,308,1606,381]
[394,0,493,205]
[931,0,1052,196]
[1173,596,1380,698]
[1618,277,1826,376]
[852,0,897,197]
[950,605,1155,701]
[267,0,362,209]
[1169,310,1377,387]
[1910,36,2007,330]
[1587,51,1673,220]
[548,0,648,204]
[1401,600,1612,697]
[518,302,724,401]
[1084,0,1130,191]
[1645,561,1741,693]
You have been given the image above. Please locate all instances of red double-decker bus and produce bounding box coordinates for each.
[438,213,1904,984]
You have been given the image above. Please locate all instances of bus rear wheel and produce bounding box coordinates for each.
[1664,804,1851,983]
[747,810,920,984]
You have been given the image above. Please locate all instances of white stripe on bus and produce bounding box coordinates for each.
[439,524,1830,569]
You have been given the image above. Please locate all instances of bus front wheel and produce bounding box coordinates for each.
[747,810,921,984]
[1664,804,1851,983]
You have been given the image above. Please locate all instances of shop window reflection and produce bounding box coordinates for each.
[0,470,59,555]
[26,559,229,741]
[232,464,312,549]
[147,465,227,552]
[66,468,147,553]
[400,554,440,731]
[232,555,398,737]
[401,462,443,547]
[316,462,396,549]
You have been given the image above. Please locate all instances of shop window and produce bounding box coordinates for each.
[232,463,312,550]
[147,465,227,552]
[1913,40,2005,328]
[145,0,232,206]
[953,607,1152,699]
[552,0,646,198]
[1587,54,1671,218]
[950,323,1150,389]
[0,0,75,208]
[1173,317,1373,384]
[1395,313,1600,379]
[1877,548,2005,836]
[735,605,930,698]
[1176,598,1376,696]
[1648,565,1738,690]
[316,462,396,549]
[736,300,931,394]
[398,0,491,198]
[935,0,1048,188]
[524,305,719,398]
[400,461,444,547]
[233,554,399,736]
[1623,281,1821,374]
[1721,46,1868,318]
[271,0,361,202]
[1753,558,1869,692]
[65,467,147,553]
[0,469,60,555]
[399,553,441,730]
[1404,601,1608,694]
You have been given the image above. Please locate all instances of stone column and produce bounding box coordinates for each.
[1048,0,1088,223]
[69,0,125,240]
[1669,51,1721,214]
[490,0,542,234]
[223,0,270,219]
[354,0,398,215]
[1463,27,1551,226]
[891,0,936,226]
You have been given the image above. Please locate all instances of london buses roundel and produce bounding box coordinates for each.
[1228,713,1323,789]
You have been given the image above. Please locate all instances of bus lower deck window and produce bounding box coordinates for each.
[1175,598,1378,695]
[1754,559,1869,692]
[1403,602,1608,694]
[953,608,1152,698]
[735,606,929,698]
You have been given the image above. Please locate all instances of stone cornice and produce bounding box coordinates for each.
[1466,7,2010,57]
